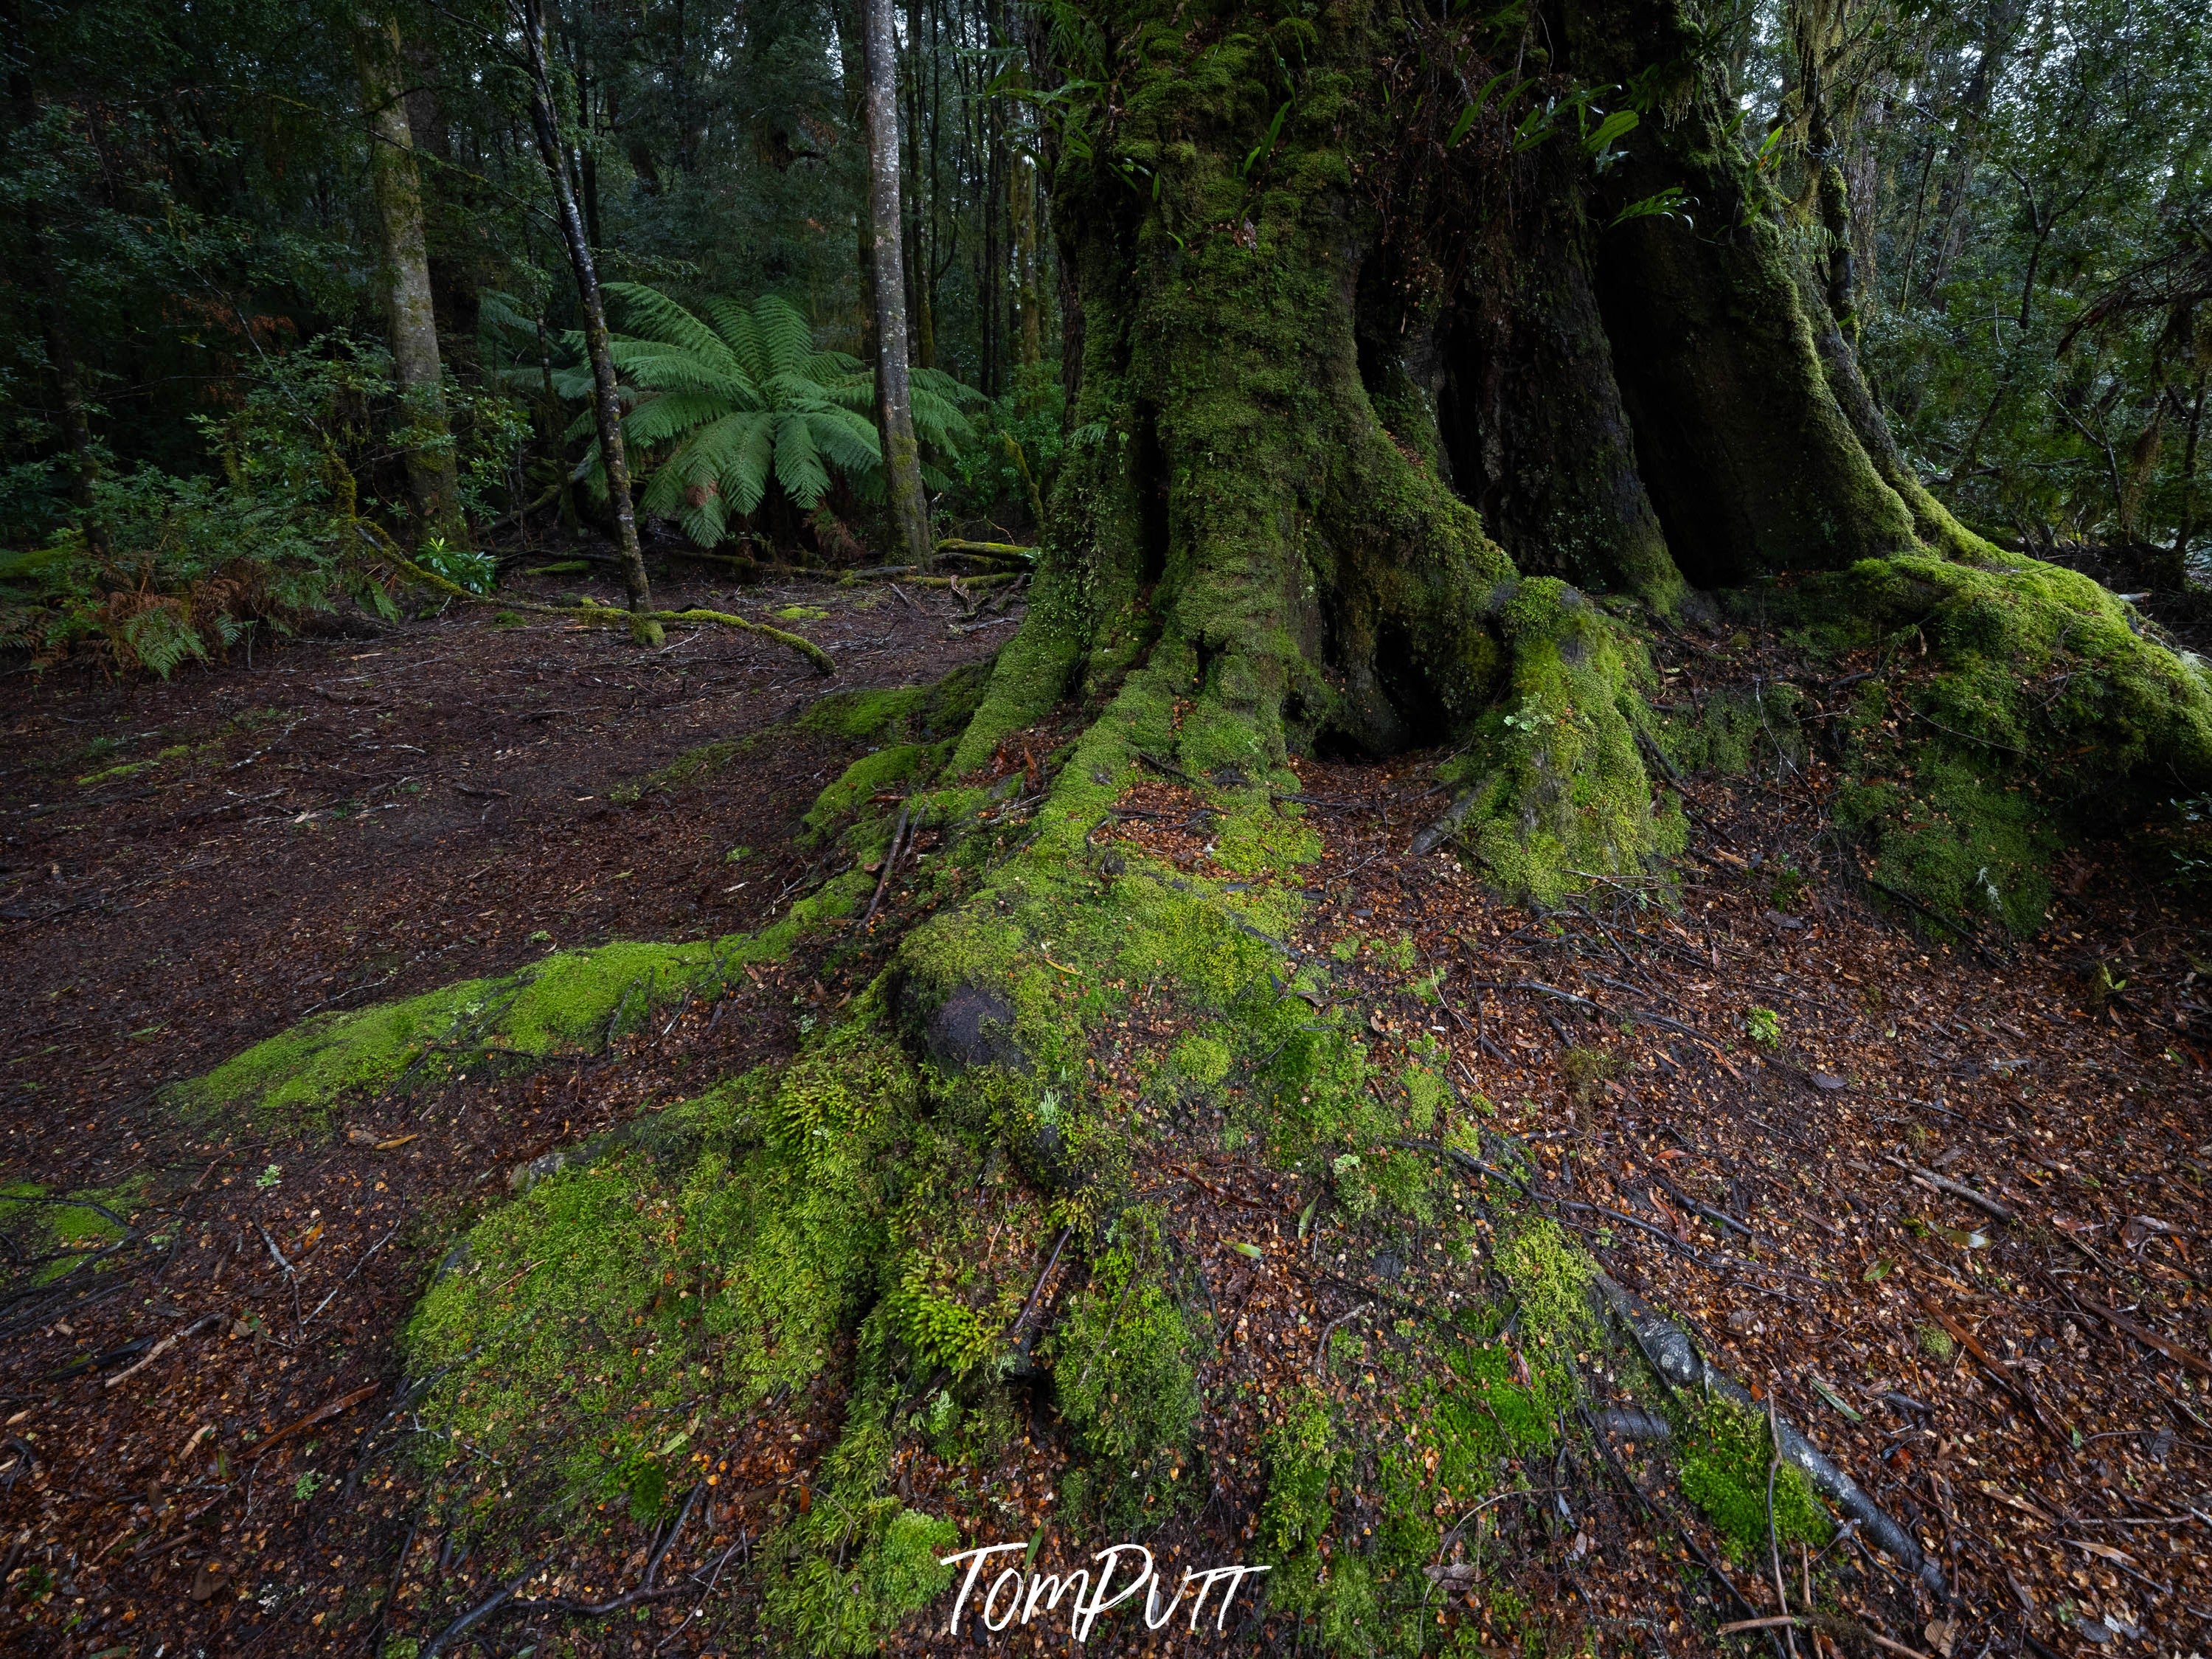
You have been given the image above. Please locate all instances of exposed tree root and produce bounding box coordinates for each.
[385,547,836,671]
[1591,1273,1950,1599]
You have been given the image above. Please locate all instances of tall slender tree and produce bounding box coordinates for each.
[859,0,933,568]
[354,9,468,547]
[517,0,659,641]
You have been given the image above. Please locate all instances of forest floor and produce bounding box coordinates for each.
[1,559,2208,1659]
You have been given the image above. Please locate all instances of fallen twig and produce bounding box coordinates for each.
[105,1311,224,1388]
[1006,1227,1072,1345]
[858,806,910,929]
[385,547,834,673]
[1312,1301,1373,1376]
[1883,1155,2014,1224]
[2073,1293,2212,1379]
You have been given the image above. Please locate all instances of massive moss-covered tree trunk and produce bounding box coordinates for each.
[206,2,2212,1655]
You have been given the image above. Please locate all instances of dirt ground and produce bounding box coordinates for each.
[2,569,2208,1658]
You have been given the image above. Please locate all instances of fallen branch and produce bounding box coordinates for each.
[105,1311,224,1388]
[1914,1293,2067,1444]
[257,1381,382,1456]
[384,548,834,673]
[503,1481,703,1618]
[1882,1155,2014,1224]
[1006,1227,1072,1345]
[857,806,910,929]
[1862,874,2008,969]
[934,537,1036,564]
[1716,1615,1934,1659]
[418,1561,543,1658]
[1594,1273,1949,1597]
[2074,1294,2212,1379]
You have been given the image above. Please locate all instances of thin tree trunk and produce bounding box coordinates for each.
[860,0,933,568]
[1920,0,2025,308]
[355,12,468,547]
[519,0,659,642]
[838,4,878,395]
[1010,148,1041,378]
[2166,368,2205,587]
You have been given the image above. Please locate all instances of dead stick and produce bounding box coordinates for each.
[385,548,833,673]
[1311,1301,1373,1376]
[1766,1393,1797,1659]
[1006,1227,1072,1343]
[858,806,910,929]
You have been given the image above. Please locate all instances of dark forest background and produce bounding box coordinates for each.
[1,0,2205,671]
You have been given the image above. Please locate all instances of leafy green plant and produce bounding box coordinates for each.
[1744,1007,1783,1049]
[551,285,978,547]
[1,336,525,677]
[415,536,495,595]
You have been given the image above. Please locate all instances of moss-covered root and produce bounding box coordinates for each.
[1593,1273,1940,1596]
[167,889,873,1134]
[1427,578,1684,903]
[1811,553,2212,932]
[389,549,835,672]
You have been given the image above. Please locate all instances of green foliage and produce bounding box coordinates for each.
[1,337,524,675]
[1047,1213,1202,1530]
[943,361,1067,526]
[1833,0,2212,564]
[1673,1396,1832,1559]
[414,535,496,595]
[552,285,977,545]
[1744,1007,1783,1049]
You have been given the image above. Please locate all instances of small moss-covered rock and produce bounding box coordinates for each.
[1444,579,1685,903]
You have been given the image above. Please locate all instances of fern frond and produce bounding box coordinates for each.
[913,365,986,409]
[621,387,739,448]
[603,283,741,378]
[752,295,817,379]
[808,406,882,481]
[772,412,831,508]
[910,384,976,451]
[677,412,774,523]
[721,415,776,516]
[603,343,760,408]
[702,299,769,383]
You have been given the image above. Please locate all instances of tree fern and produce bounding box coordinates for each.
[549,284,979,547]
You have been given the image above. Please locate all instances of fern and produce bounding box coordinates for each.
[553,285,980,546]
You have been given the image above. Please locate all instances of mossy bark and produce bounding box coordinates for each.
[166,5,2212,1653]
[353,12,468,550]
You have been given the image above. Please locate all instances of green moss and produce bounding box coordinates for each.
[799,745,934,845]
[800,662,992,746]
[167,891,875,1133]
[1,1176,150,1284]
[1787,552,2212,932]
[1171,1032,1232,1087]
[1047,1210,1202,1529]
[1673,1394,1833,1558]
[760,1335,961,1657]
[1651,683,1806,778]
[1445,581,1685,904]
[1257,1383,1337,1614]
